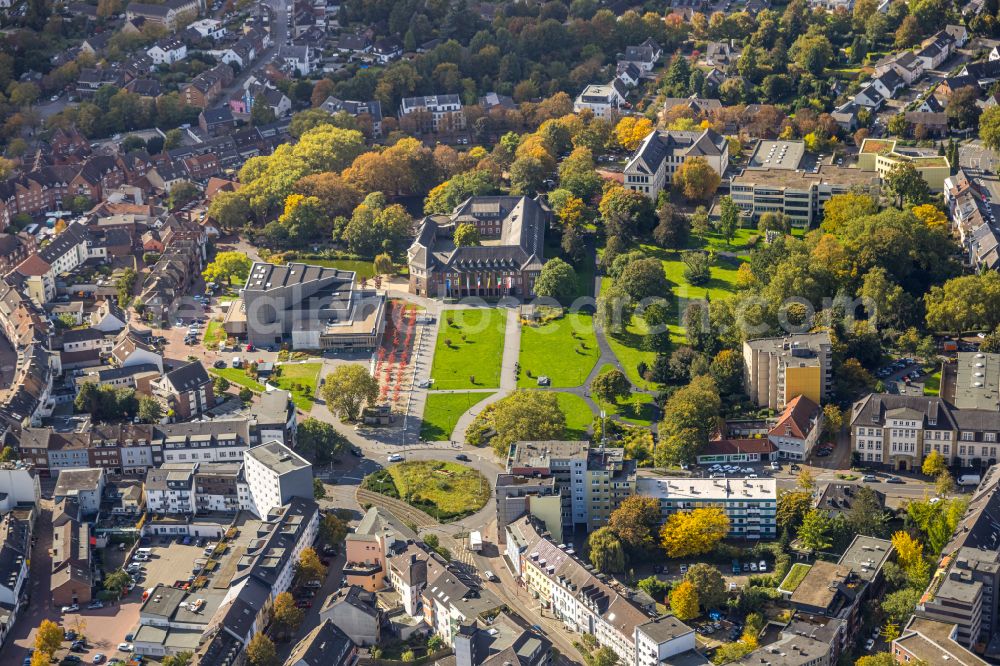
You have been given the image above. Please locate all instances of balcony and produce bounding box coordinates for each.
[344,561,382,576]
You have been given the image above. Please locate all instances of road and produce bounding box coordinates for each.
[218,0,289,101]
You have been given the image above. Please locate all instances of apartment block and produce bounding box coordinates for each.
[743,332,832,410]
[242,440,312,519]
[635,476,777,539]
[915,465,1000,659]
[494,474,563,544]
[623,128,728,200]
[506,441,636,533]
[893,617,989,666]
[857,138,951,191]
[505,516,698,666]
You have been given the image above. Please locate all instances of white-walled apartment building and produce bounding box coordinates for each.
[635,476,777,539]
[505,516,698,666]
[623,128,728,200]
[850,393,1000,472]
[242,441,313,519]
[398,95,465,132]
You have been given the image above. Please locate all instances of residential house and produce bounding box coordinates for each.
[768,395,824,460]
[617,38,662,73]
[50,519,92,606]
[904,111,949,137]
[126,0,202,30]
[371,38,402,64]
[399,94,465,132]
[181,64,234,109]
[284,620,357,666]
[147,38,188,66]
[916,31,957,70]
[150,361,215,421]
[573,79,628,118]
[318,97,383,137]
[53,467,105,516]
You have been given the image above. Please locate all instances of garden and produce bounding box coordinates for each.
[517,311,600,388]
[420,392,495,441]
[362,460,491,521]
[268,362,322,410]
[429,308,506,389]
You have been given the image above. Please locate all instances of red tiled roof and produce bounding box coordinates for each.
[770,395,821,440]
[703,437,776,455]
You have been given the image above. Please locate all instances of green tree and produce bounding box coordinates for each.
[981,106,1000,151]
[681,251,711,286]
[617,258,669,301]
[653,201,690,249]
[789,33,833,75]
[709,349,743,396]
[103,570,132,595]
[162,652,193,666]
[466,390,567,457]
[636,575,670,602]
[313,478,326,499]
[213,376,231,395]
[776,489,813,530]
[656,376,721,465]
[373,253,394,275]
[717,195,740,244]
[203,252,253,286]
[797,509,834,552]
[845,486,890,538]
[168,181,200,209]
[534,257,578,302]
[884,161,931,207]
[590,367,631,405]
[320,365,380,421]
[684,563,726,609]
[137,396,163,424]
[0,446,17,462]
[453,222,481,247]
[587,526,626,573]
[320,512,349,545]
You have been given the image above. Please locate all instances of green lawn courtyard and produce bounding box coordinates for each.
[600,304,657,391]
[269,362,322,410]
[203,320,227,348]
[209,368,265,393]
[430,308,506,389]
[518,312,599,388]
[555,392,595,439]
[420,392,494,441]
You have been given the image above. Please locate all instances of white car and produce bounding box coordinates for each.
[117,643,133,653]
[61,604,79,613]
[387,453,404,462]
[864,639,875,651]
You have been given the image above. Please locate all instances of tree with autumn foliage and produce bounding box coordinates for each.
[673,157,721,201]
[614,116,654,151]
[607,495,661,554]
[670,580,700,620]
[891,531,929,586]
[659,507,729,558]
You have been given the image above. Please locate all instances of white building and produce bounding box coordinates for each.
[398,94,465,132]
[53,467,105,515]
[147,38,188,65]
[188,18,225,39]
[0,462,41,512]
[635,476,777,539]
[623,128,728,200]
[573,79,628,118]
[243,441,313,519]
[12,222,90,304]
[0,513,30,648]
[768,395,824,461]
[144,464,196,514]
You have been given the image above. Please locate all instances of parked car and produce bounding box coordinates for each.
[864,639,875,651]
[117,643,133,653]
[456,453,470,462]
[213,360,227,369]
[886,476,904,484]
[61,604,79,613]
[93,654,105,663]
[758,560,767,572]
[87,600,103,609]
[863,474,877,482]
[304,579,323,589]
[387,453,404,462]
[679,564,688,574]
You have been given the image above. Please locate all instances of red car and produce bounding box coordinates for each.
[245,344,254,352]
[295,600,312,608]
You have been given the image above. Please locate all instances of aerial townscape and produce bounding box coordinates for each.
[5,0,1000,666]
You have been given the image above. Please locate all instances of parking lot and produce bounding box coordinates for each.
[131,538,217,593]
[57,600,142,663]
[876,357,932,397]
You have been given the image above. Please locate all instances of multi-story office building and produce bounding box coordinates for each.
[743,332,833,410]
[635,476,777,539]
[729,141,879,227]
[506,441,636,533]
[849,394,1000,471]
[857,138,951,191]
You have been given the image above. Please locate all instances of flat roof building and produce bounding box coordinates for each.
[229,262,385,352]
[955,352,1000,410]
[744,332,833,410]
[636,476,777,539]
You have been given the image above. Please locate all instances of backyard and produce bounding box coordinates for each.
[429,308,506,389]
[364,460,491,521]
[518,312,600,388]
[420,392,494,441]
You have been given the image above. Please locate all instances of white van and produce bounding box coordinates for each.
[957,474,981,486]
[137,547,153,556]
[231,357,242,369]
